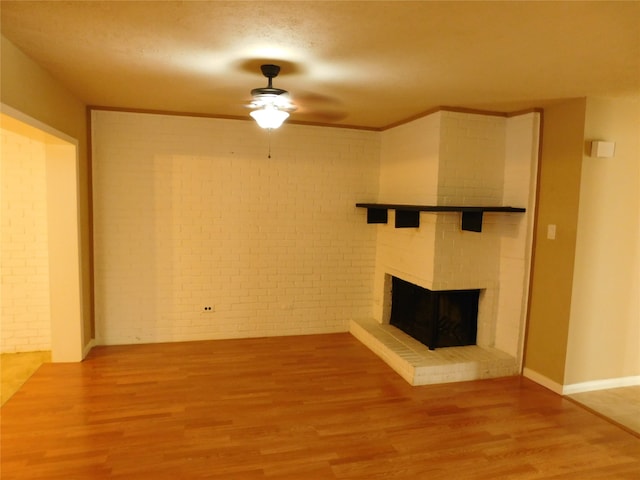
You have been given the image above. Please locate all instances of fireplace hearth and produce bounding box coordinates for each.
[389,277,479,350]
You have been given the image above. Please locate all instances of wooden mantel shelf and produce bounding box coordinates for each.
[355,203,526,232]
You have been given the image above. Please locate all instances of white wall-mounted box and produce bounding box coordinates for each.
[590,140,615,158]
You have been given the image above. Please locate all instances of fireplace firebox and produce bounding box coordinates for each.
[389,277,479,350]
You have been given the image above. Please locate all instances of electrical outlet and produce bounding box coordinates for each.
[203,306,214,312]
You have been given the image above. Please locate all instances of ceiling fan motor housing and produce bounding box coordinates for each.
[251,64,288,97]
[261,64,280,78]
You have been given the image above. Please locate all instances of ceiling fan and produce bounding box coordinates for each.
[248,64,296,129]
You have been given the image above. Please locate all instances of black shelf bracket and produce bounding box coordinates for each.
[366,207,388,224]
[461,211,483,232]
[395,210,420,228]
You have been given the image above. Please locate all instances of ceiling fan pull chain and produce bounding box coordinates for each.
[268,129,272,159]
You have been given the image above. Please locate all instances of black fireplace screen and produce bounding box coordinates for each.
[389,276,479,350]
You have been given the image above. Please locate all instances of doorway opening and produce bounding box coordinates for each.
[1,106,84,362]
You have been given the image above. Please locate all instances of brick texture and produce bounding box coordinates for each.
[1,128,52,353]
[92,109,538,359]
[373,111,539,360]
[92,112,379,345]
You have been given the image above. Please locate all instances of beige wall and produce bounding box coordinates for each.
[565,97,640,385]
[524,99,586,386]
[525,96,640,391]
[0,35,93,347]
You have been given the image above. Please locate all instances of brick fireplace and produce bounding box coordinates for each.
[350,109,540,385]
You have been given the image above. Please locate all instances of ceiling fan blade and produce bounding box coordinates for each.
[290,91,347,122]
[293,110,349,123]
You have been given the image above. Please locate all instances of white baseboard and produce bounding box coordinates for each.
[563,375,640,395]
[523,368,640,395]
[522,367,564,394]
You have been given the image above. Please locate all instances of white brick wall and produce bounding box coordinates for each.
[92,111,379,345]
[497,112,540,357]
[372,110,539,362]
[1,128,52,353]
[378,113,441,205]
[438,111,506,205]
[91,109,538,357]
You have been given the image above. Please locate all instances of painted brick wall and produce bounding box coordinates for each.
[372,110,539,361]
[92,111,379,345]
[497,112,540,357]
[1,128,52,353]
[374,111,509,293]
[438,111,506,205]
[378,113,441,205]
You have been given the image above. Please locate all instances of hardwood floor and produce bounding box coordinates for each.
[1,333,638,479]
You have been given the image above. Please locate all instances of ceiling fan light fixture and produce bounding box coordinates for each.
[248,64,295,129]
[250,105,290,129]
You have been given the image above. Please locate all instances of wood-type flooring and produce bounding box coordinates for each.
[1,333,639,479]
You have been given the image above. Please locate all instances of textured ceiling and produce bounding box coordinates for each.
[1,1,639,129]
